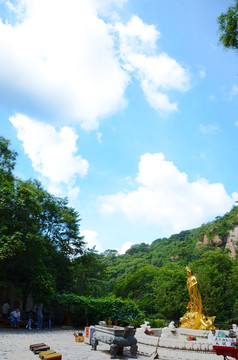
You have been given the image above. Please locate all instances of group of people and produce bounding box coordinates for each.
[1,300,44,329]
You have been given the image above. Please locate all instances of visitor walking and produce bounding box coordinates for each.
[26,312,33,329]
[36,308,43,330]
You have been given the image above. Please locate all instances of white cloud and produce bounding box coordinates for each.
[199,123,220,134]
[142,79,178,113]
[235,121,238,126]
[0,1,192,125]
[115,15,159,54]
[229,84,238,101]
[0,0,129,130]
[100,153,238,236]
[81,230,104,253]
[116,241,135,254]
[10,114,89,197]
[114,16,190,113]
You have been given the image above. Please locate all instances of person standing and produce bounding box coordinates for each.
[2,300,11,319]
[26,312,33,329]
[36,308,43,330]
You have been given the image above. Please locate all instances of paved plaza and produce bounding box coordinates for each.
[0,328,149,360]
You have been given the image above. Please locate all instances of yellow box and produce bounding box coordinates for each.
[43,353,62,360]
[75,336,84,342]
[39,350,56,359]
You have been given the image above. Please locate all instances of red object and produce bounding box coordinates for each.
[213,346,238,359]
[144,330,154,335]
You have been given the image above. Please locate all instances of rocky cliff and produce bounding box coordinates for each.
[196,225,238,258]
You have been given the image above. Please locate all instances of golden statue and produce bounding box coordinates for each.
[180,267,215,330]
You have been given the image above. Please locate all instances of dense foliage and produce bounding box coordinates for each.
[99,208,238,323]
[189,250,238,321]
[50,293,143,326]
[218,0,238,50]
[0,137,84,308]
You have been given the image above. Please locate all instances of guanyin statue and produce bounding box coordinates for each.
[180,267,215,330]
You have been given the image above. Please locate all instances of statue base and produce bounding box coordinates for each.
[136,323,234,360]
[180,310,215,330]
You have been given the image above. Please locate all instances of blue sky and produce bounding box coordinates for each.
[0,0,238,254]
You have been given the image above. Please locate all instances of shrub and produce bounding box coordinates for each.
[50,294,143,327]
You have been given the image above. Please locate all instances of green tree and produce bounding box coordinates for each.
[72,247,109,297]
[0,137,84,308]
[154,263,187,320]
[0,136,17,177]
[113,265,160,314]
[189,250,238,322]
[125,243,150,256]
[218,0,238,50]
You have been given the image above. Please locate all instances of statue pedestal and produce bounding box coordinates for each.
[136,325,234,360]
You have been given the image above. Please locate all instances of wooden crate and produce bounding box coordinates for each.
[34,345,50,354]
[30,343,46,350]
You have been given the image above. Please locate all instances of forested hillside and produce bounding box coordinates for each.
[101,205,238,283]
[0,136,237,326]
[95,207,238,323]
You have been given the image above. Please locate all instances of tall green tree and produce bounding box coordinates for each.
[218,0,238,50]
[113,265,160,314]
[0,137,84,308]
[154,263,187,320]
[72,247,109,297]
[0,136,17,178]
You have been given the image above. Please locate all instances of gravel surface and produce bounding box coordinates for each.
[0,328,149,360]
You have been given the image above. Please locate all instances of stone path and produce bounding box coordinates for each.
[0,328,149,360]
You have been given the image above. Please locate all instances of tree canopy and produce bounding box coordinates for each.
[218,0,238,50]
[0,137,85,307]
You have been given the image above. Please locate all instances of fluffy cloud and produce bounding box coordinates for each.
[10,114,89,196]
[80,230,134,254]
[115,15,159,54]
[100,153,238,236]
[81,230,104,253]
[0,0,129,130]
[0,1,192,129]
[114,16,190,113]
[116,241,135,254]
